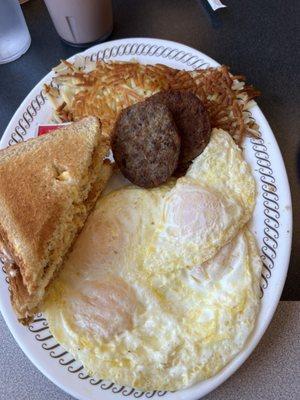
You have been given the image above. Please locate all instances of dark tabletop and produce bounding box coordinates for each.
[0,0,299,299]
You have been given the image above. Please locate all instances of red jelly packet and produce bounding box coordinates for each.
[37,123,70,136]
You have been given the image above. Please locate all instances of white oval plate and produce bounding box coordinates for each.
[0,38,292,400]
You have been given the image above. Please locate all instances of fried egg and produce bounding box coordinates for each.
[187,128,256,215]
[43,129,261,391]
[146,128,256,272]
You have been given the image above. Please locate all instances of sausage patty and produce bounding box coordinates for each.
[147,90,211,170]
[111,101,181,188]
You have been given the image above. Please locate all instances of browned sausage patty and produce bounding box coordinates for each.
[111,101,181,188]
[147,90,211,170]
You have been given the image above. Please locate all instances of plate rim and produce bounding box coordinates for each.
[0,37,293,400]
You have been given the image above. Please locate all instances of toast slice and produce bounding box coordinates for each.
[0,117,112,323]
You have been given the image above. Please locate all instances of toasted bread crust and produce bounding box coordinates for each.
[0,117,112,322]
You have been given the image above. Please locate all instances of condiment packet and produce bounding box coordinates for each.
[207,0,226,11]
[37,123,70,136]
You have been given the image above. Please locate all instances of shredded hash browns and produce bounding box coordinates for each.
[45,59,260,144]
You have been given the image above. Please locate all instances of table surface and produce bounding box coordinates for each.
[0,1,299,399]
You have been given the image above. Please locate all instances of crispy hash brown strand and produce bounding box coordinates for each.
[45,59,260,145]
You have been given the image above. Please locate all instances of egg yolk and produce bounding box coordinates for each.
[70,276,137,340]
[90,217,124,262]
[165,183,224,238]
[71,211,128,274]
